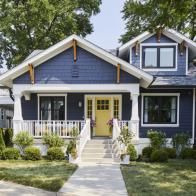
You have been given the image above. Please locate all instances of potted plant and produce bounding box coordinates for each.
[66,127,79,163]
[107,118,114,136]
[117,126,133,164]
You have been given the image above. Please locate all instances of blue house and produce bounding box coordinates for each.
[0,29,195,161]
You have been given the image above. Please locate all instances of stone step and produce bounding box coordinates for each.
[81,158,114,164]
[83,148,112,153]
[87,140,112,145]
[82,153,112,158]
[84,144,112,149]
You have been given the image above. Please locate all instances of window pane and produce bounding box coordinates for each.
[144,48,157,67]
[160,48,174,67]
[143,96,177,124]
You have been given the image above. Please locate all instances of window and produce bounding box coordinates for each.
[39,97,65,120]
[96,100,109,110]
[113,99,120,119]
[87,99,93,119]
[142,46,176,68]
[143,95,178,125]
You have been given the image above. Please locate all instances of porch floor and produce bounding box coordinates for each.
[58,163,128,196]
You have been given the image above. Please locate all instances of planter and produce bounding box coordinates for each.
[120,154,130,164]
[69,154,78,164]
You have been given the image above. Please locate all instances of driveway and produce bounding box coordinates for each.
[0,181,55,196]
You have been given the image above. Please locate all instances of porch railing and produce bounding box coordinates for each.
[13,120,85,138]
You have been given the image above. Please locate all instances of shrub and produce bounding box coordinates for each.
[147,130,167,149]
[43,134,64,148]
[0,128,5,151]
[14,131,33,153]
[24,146,41,161]
[172,133,190,155]
[180,148,194,159]
[127,144,137,161]
[66,140,77,159]
[3,148,20,160]
[3,128,13,147]
[142,146,153,158]
[47,147,64,160]
[150,149,168,162]
[163,148,176,159]
[193,150,196,160]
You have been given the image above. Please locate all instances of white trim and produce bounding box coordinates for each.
[84,94,122,120]
[0,34,153,88]
[13,84,140,95]
[140,43,178,71]
[192,88,195,143]
[129,47,132,64]
[185,46,188,75]
[141,93,180,127]
[37,94,67,120]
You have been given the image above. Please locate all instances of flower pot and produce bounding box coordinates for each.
[121,154,130,164]
[69,154,78,163]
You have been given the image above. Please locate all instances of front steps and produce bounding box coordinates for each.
[81,139,114,164]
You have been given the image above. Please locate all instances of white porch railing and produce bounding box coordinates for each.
[77,119,91,161]
[13,120,85,138]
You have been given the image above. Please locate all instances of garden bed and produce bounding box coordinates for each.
[121,159,196,196]
[0,160,77,192]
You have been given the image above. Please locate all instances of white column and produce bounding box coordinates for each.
[13,93,23,135]
[130,93,139,140]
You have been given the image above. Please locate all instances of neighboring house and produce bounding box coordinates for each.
[0,29,195,158]
[0,86,14,128]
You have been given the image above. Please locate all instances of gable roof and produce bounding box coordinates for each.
[0,34,153,88]
[119,29,196,57]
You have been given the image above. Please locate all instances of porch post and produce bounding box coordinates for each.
[130,93,139,140]
[13,93,23,135]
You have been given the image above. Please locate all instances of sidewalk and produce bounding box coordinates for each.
[58,163,128,196]
[0,181,55,196]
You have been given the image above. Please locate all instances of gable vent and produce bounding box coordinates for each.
[72,65,79,77]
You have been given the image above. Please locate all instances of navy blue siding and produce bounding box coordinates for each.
[139,88,193,138]
[131,34,187,76]
[21,94,37,120]
[14,47,138,84]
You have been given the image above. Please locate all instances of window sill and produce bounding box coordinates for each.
[141,123,179,127]
[142,68,177,72]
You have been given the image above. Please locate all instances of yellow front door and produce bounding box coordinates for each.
[95,98,111,136]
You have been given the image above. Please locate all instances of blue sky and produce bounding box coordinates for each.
[86,0,126,50]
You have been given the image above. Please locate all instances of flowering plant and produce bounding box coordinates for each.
[107,118,114,128]
[90,119,96,128]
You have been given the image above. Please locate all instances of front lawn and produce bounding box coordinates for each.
[121,159,196,196]
[0,160,77,192]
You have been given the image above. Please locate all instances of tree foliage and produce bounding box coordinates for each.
[120,0,196,43]
[0,0,102,69]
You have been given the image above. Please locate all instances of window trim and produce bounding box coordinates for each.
[140,43,178,71]
[141,93,180,127]
[37,94,67,120]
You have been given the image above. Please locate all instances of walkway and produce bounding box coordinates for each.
[58,163,128,196]
[0,181,55,196]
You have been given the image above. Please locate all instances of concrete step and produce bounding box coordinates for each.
[87,139,112,144]
[82,153,112,158]
[81,158,114,164]
[83,148,112,153]
[84,144,112,149]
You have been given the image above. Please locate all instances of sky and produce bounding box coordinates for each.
[86,0,126,50]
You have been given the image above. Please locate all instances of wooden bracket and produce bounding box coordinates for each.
[28,63,34,84]
[117,63,121,83]
[179,40,185,55]
[135,41,140,56]
[156,28,162,43]
[73,39,77,62]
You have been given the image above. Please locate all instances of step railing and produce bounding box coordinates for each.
[13,120,85,138]
[77,119,91,161]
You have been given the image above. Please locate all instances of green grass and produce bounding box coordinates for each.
[121,159,196,196]
[0,160,77,192]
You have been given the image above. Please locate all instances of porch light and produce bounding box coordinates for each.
[78,101,82,108]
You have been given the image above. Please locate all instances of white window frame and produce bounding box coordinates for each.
[84,94,122,120]
[140,43,178,71]
[141,93,180,127]
[37,94,67,120]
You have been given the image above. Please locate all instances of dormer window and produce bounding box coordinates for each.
[142,45,176,69]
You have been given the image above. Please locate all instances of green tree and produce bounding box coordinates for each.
[120,0,196,43]
[0,0,102,69]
